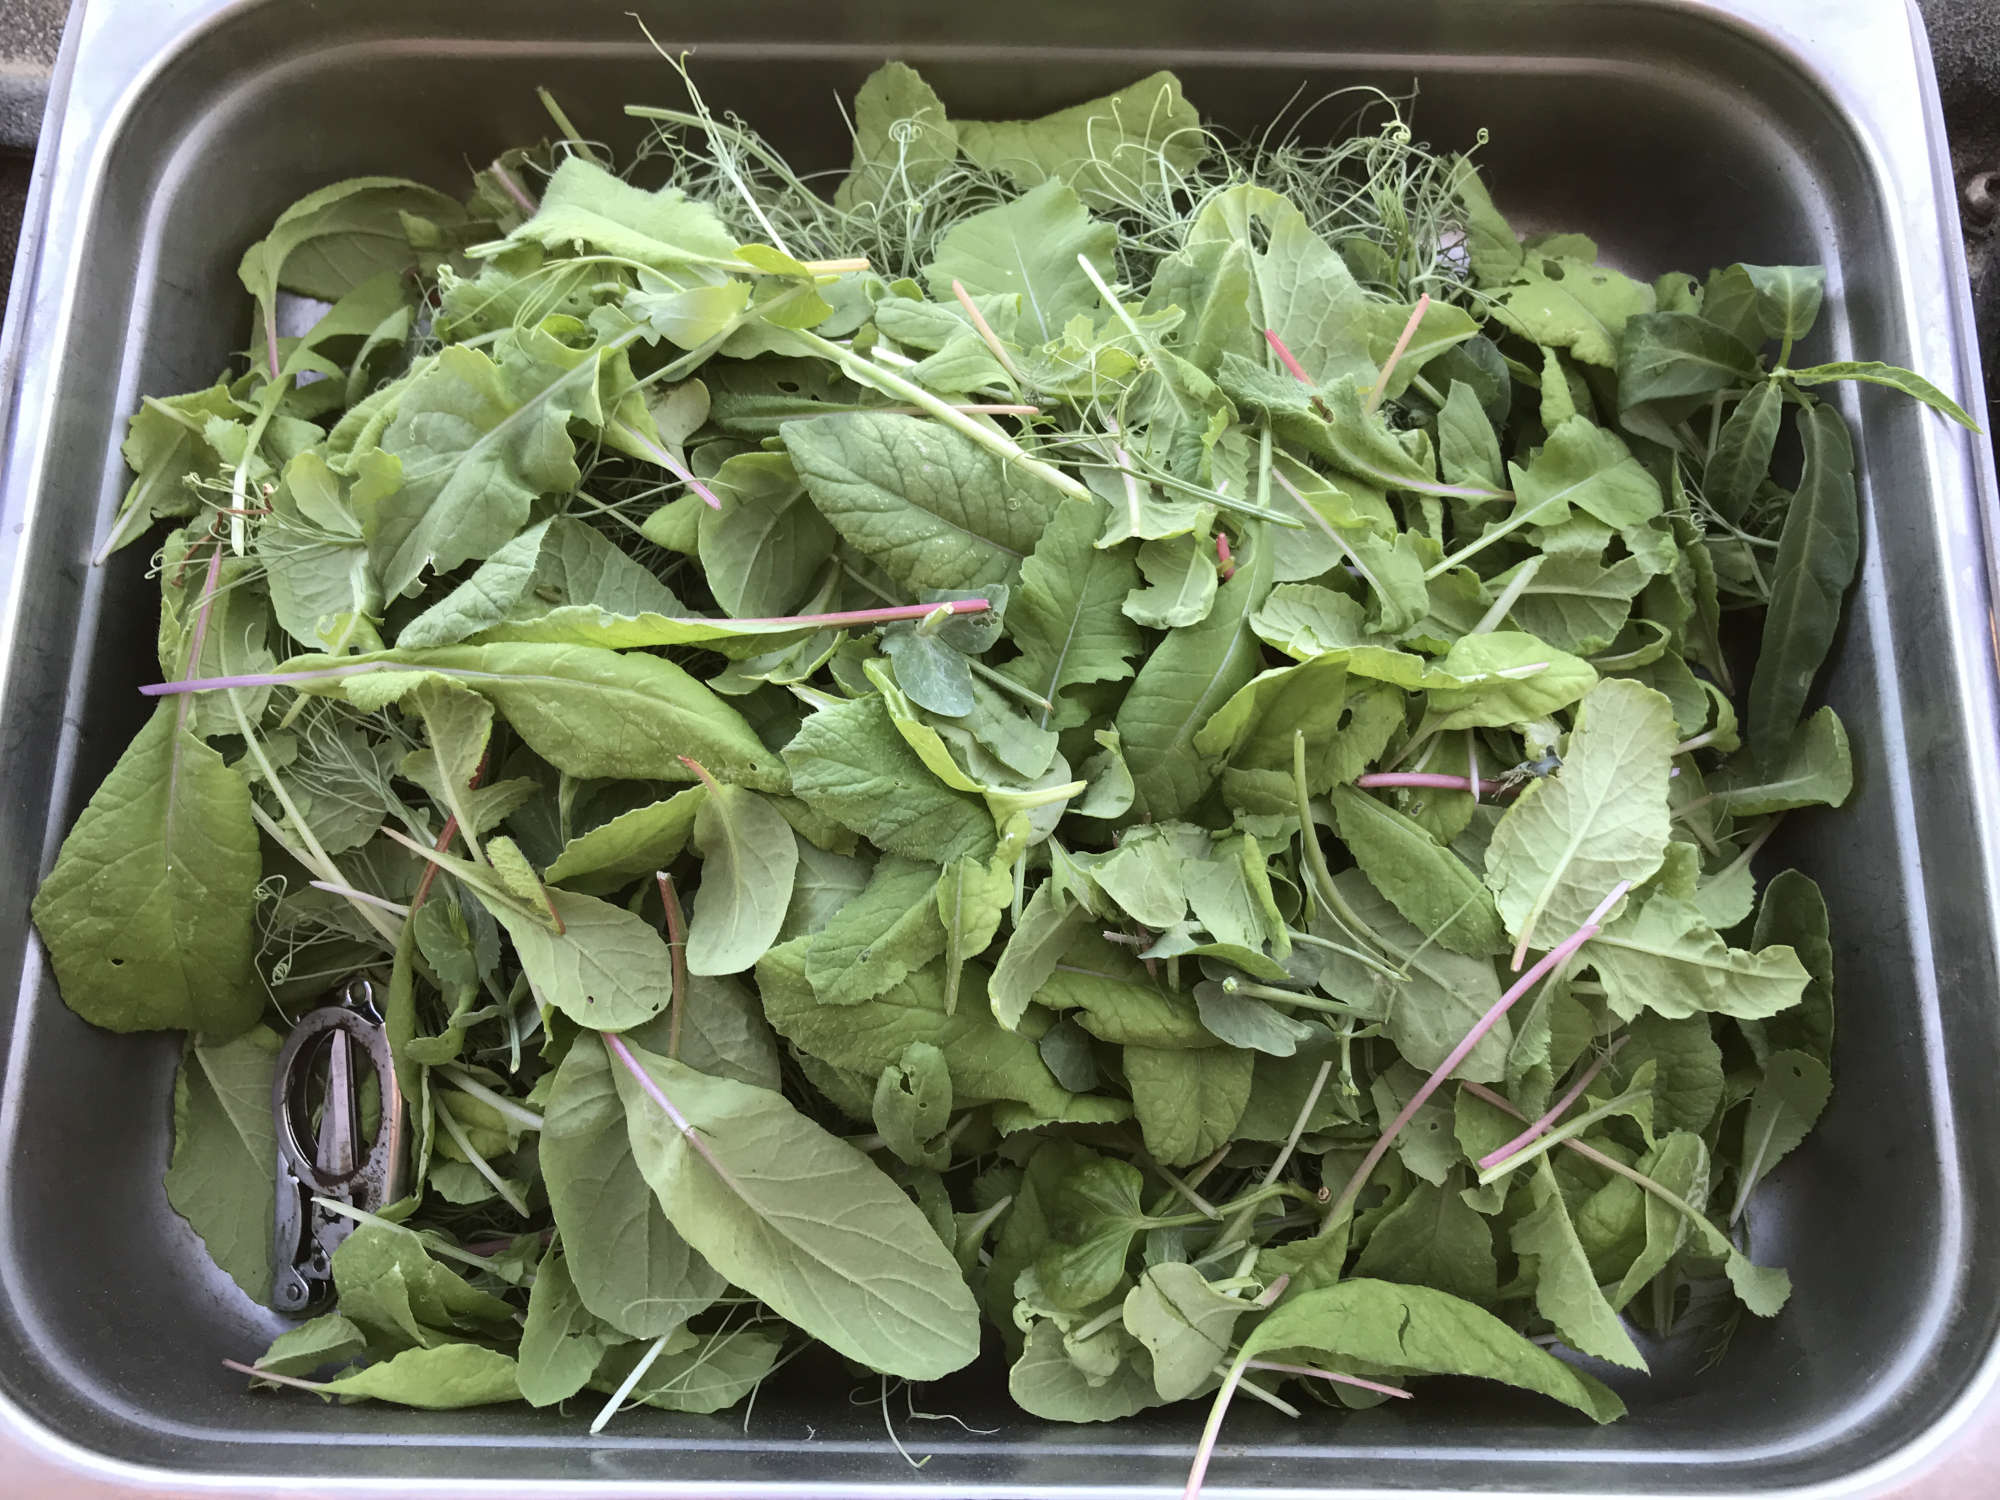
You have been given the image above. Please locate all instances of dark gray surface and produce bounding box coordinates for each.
[1,1,1998,1495]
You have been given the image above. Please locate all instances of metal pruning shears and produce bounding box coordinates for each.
[271,977,406,1315]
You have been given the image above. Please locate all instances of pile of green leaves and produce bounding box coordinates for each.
[32,61,1970,1438]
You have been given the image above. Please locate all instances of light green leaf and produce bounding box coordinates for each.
[1116,524,1274,817]
[517,1249,612,1407]
[783,411,1062,592]
[1777,359,1979,430]
[1733,1048,1831,1214]
[369,335,602,598]
[400,516,681,649]
[1746,870,1835,1065]
[1009,1320,1164,1421]
[591,1325,784,1414]
[1748,404,1858,768]
[1353,1178,1499,1304]
[1123,1044,1253,1165]
[1439,380,1505,489]
[31,701,263,1037]
[1739,264,1825,343]
[699,451,838,618]
[998,497,1142,725]
[836,62,959,211]
[607,1036,981,1380]
[686,782,798,977]
[500,155,739,270]
[1511,1158,1647,1369]
[479,883,675,1029]
[1122,1263,1248,1401]
[165,1026,281,1303]
[874,1040,954,1169]
[1243,1278,1626,1422]
[1587,893,1807,1023]
[1703,379,1782,523]
[287,643,786,790]
[1494,256,1655,368]
[1506,416,1662,529]
[542,1036,724,1338]
[253,1313,369,1379]
[1484,678,1676,952]
[1125,532,1219,628]
[1709,706,1852,816]
[956,72,1206,210]
[543,787,705,893]
[806,855,947,1006]
[1424,631,1599,730]
[938,848,1015,1014]
[922,179,1114,343]
[782,691,995,861]
[307,1344,522,1409]
[990,882,1089,1030]
[1331,786,1504,955]
[1616,311,1761,409]
[1192,984,1318,1057]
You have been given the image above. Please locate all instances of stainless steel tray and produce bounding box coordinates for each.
[1,0,1997,1494]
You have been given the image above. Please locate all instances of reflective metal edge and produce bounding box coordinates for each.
[0,0,1994,1495]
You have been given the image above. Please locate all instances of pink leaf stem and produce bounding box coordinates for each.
[1322,881,1632,1227]
[1475,1035,1630,1170]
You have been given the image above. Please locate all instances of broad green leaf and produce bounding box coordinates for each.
[370,335,603,599]
[1425,631,1599,730]
[1125,532,1219,628]
[1122,1263,1248,1401]
[1243,1278,1626,1423]
[1748,405,1858,768]
[836,62,959,211]
[478,883,675,1029]
[1319,871,1511,1081]
[103,382,242,556]
[783,411,1062,591]
[237,176,461,350]
[253,1314,369,1379]
[1616,312,1761,409]
[1746,870,1835,1064]
[1703,379,1782,523]
[989,882,1089,1029]
[998,497,1143,725]
[1249,583,1372,658]
[938,848,1015,1014]
[758,939,1074,1113]
[1123,1044,1254,1165]
[1586,893,1807,1022]
[923,179,1113,342]
[699,451,838,618]
[1511,1158,1647,1369]
[1192,984,1318,1056]
[1352,1178,1498,1304]
[1613,1011,1725,1135]
[782,692,995,861]
[1439,379,1504,489]
[1710,706,1853,815]
[542,1036,724,1338]
[400,515,681,649]
[1733,1048,1831,1212]
[608,1036,981,1380]
[544,787,705,893]
[1485,678,1677,951]
[1116,524,1274,817]
[1506,415,1662,529]
[1010,1320,1164,1421]
[1035,1152,1151,1305]
[956,72,1206,210]
[304,1345,521,1409]
[31,702,263,1037]
[517,1249,612,1407]
[500,156,740,270]
[1777,359,1979,430]
[287,643,787,790]
[1331,786,1504,954]
[331,1223,517,1350]
[1449,156,1524,285]
[806,855,947,1005]
[1494,256,1654,368]
[874,1040,954,1169]
[686,782,798,977]
[881,629,975,716]
[1040,931,1209,1048]
[165,1026,281,1303]
[1738,263,1825,345]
